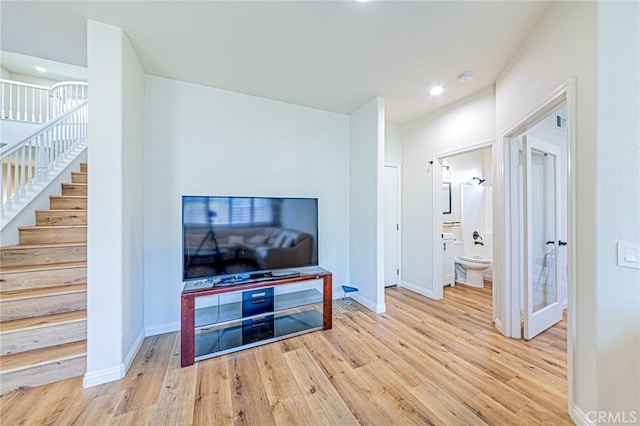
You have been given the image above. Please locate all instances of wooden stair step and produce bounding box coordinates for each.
[36,209,87,226]
[71,171,88,184]
[0,242,86,267]
[19,225,86,245]
[80,163,87,173]
[1,310,86,333]
[0,283,86,302]
[0,262,86,292]
[61,183,87,196]
[0,310,87,356]
[0,341,86,395]
[49,196,87,210]
[0,284,86,322]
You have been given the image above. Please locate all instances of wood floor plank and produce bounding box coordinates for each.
[1,285,571,424]
[149,335,197,425]
[356,360,441,425]
[254,343,316,426]
[229,352,276,425]
[192,357,234,426]
[409,379,488,426]
[112,334,173,416]
[284,347,359,425]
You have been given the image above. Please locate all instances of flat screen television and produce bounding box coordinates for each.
[182,196,318,281]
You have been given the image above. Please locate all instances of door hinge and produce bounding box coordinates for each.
[396,268,399,276]
[396,224,399,231]
[520,310,525,323]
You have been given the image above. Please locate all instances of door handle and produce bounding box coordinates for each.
[546,241,555,245]
[558,240,568,246]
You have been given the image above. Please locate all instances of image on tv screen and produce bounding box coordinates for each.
[183,196,318,280]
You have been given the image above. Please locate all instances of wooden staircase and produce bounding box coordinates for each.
[0,163,88,395]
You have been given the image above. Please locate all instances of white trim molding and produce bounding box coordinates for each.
[145,321,180,337]
[352,293,386,313]
[83,365,124,388]
[123,330,145,372]
[400,280,434,299]
[83,330,145,388]
[571,404,596,426]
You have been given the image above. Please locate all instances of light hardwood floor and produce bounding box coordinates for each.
[0,284,570,425]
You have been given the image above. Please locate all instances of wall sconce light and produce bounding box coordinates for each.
[443,165,452,181]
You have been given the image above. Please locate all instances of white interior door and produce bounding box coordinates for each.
[523,136,563,339]
[384,165,400,287]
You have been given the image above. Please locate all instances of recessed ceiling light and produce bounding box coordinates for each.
[457,70,474,83]
[356,0,370,2]
[429,85,445,96]
[35,66,47,73]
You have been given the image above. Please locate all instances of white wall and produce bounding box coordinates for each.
[5,72,60,87]
[401,87,495,298]
[494,1,598,415]
[1,120,40,145]
[121,27,146,371]
[0,66,10,79]
[385,123,402,164]
[85,20,145,387]
[143,76,350,334]
[349,97,385,313]
[594,1,640,416]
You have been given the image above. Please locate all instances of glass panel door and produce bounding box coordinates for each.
[523,136,563,339]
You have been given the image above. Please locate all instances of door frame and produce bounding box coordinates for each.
[494,78,576,412]
[384,162,402,287]
[431,139,494,300]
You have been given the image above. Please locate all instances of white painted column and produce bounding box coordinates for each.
[349,97,386,313]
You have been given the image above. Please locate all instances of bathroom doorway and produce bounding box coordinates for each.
[431,140,494,301]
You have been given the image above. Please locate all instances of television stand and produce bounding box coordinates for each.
[180,267,332,367]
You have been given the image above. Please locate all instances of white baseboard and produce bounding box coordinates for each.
[571,404,596,426]
[351,293,385,313]
[494,318,504,333]
[145,320,180,337]
[83,329,144,389]
[83,364,124,388]
[400,280,435,299]
[123,330,145,372]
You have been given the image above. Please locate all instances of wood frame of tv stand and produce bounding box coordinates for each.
[180,270,332,367]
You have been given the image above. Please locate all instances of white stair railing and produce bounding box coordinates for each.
[1,100,88,215]
[50,81,88,118]
[0,80,88,124]
[0,80,52,123]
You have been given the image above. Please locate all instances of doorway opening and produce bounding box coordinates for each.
[432,140,494,301]
[496,79,576,416]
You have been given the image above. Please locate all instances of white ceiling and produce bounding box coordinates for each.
[1,1,550,125]
[1,50,87,82]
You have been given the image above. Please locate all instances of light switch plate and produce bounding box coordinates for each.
[618,241,640,269]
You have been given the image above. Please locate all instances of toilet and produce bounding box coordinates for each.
[454,255,491,287]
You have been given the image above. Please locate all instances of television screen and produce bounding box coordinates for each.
[182,196,318,281]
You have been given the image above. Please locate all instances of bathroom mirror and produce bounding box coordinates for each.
[442,182,452,214]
